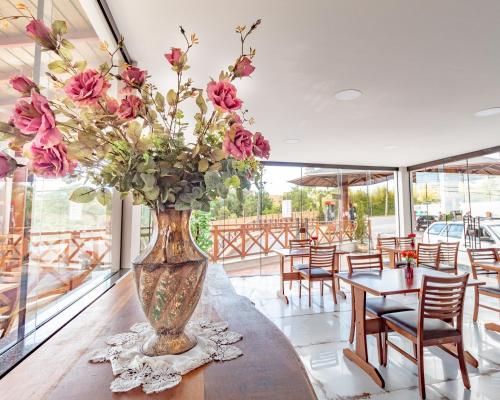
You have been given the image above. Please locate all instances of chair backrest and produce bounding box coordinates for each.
[397,237,413,246]
[347,254,383,273]
[309,245,336,271]
[438,242,459,269]
[417,243,439,268]
[418,273,469,334]
[377,236,396,257]
[290,239,310,250]
[467,248,499,279]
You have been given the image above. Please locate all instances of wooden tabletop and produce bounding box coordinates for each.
[337,268,485,296]
[0,265,316,400]
[474,261,500,272]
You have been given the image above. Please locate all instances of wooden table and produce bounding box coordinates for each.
[274,247,348,304]
[337,268,485,388]
[0,265,316,400]
[474,261,500,333]
[377,244,413,268]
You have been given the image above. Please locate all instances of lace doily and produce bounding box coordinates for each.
[89,320,243,393]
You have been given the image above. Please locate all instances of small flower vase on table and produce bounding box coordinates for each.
[310,235,318,246]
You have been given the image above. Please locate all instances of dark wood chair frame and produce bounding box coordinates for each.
[416,243,440,269]
[288,239,311,289]
[298,245,336,307]
[383,274,471,399]
[437,242,459,274]
[377,236,397,263]
[396,237,413,246]
[467,248,500,322]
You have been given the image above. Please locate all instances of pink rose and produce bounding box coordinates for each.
[9,75,37,96]
[223,124,253,161]
[118,95,143,120]
[0,152,18,178]
[234,57,255,78]
[120,66,146,91]
[12,91,55,135]
[34,127,63,148]
[252,132,270,159]
[164,48,183,66]
[26,20,55,49]
[207,80,242,112]
[105,97,119,114]
[64,69,110,106]
[24,142,76,178]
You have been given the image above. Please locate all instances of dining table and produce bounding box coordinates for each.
[377,244,414,268]
[274,246,349,304]
[337,267,485,388]
[473,260,500,333]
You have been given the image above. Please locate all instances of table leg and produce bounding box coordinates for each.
[343,287,385,388]
[334,253,346,299]
[276,255,289,304]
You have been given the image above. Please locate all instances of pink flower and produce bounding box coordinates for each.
[120,66,146,91]
[105,97,119,114]
[164,48,183,66]
[9,75,37,96]
[64,69,110,106]
[223,124,253,161]
[33,127,63,148]
[0,152,17,178]
[252,132,270,159]
[26,20,55,49]
[24,142,75,178]
[118,95,143,120]
[234,57,255,78]
[12,91,55,135]
[207,80,242,112]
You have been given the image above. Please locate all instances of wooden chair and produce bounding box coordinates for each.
[0,283,19,339]
[377,236,397,265]
[437,242,459,274]
[347,254,413,364]
[383,274,470,399]
[416,243,439,269]
[467,248,500,322]
[297,245,336,307]
[288,239,310,289]
[396,237,413,247]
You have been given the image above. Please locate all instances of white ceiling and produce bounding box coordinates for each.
[106,0,500,167]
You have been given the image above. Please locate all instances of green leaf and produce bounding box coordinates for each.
[155,92,165,111]
[196,92,207,114]
[96,189,112,206]
[70,187,96,203]
[61,39,75,49]
[174,201,191,211]
[74,60,87,72]
[167,89,177,106]
[141,173,156,190]
[211,149,226,162]
[59,46,72,61]
[52,20,67,36]
[144,186,160,201]
[198,158,209,172]
[126,121,142,143]
[204,171,221,189]
[48,60,67,73]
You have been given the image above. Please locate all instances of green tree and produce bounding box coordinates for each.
[190,210,213,252]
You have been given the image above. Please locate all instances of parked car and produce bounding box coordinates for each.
[416,215,437,231]
[422,219,500,265]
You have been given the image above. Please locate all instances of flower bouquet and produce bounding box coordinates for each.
[0,5,270,356]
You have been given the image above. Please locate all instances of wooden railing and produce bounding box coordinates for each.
[0,229,111,271]
[209,220,358,262]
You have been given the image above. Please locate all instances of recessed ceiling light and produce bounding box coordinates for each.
[474,107,500,117]
[335,89,363,101]
[284,138,300,144]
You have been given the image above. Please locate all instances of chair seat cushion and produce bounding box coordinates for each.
[366,298,414,316]
[299,267,332,278]
[292,263,309,271]
[383,310,459,340]
[479,286,500,295]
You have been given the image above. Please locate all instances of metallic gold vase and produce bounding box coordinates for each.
[132,208,208,356]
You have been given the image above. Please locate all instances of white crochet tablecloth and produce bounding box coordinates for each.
[89,320,243,394]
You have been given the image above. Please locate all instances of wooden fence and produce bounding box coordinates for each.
[209,220,362,262]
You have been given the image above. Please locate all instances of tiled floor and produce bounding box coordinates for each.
[230,273,500,400]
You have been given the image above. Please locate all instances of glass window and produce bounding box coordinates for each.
[445,224,463,239]
[428,222,446,235]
